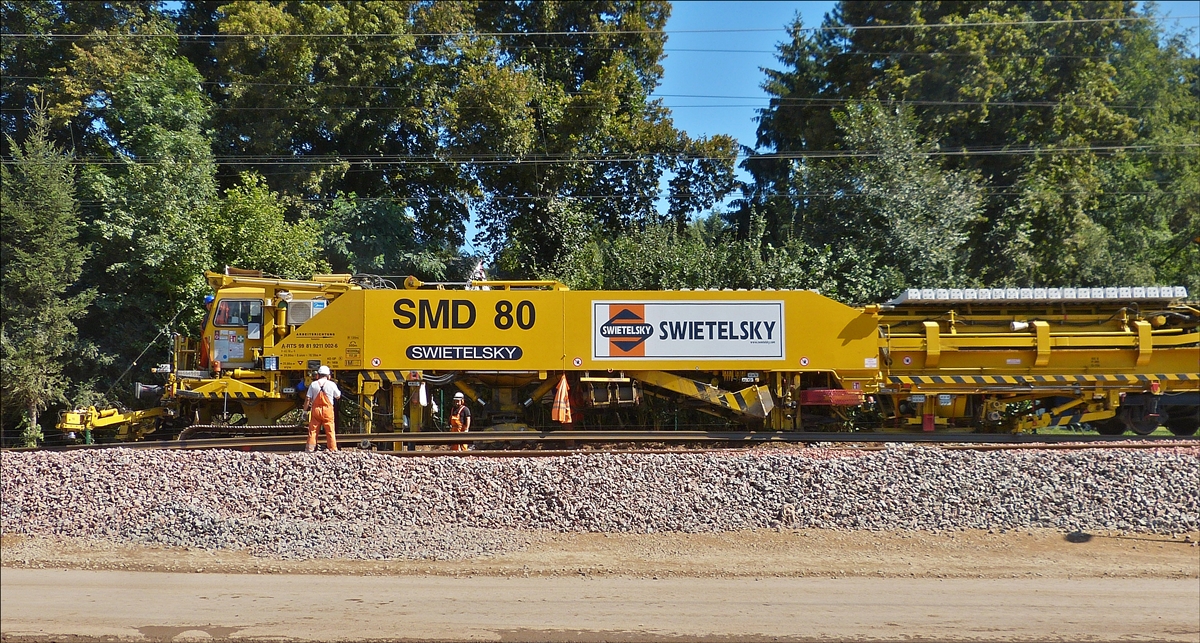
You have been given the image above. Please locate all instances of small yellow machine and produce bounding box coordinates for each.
[59,271,1199,441]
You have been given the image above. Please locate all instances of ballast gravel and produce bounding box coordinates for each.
[2,447,1197,560]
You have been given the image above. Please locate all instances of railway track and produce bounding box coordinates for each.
[9,430,1198,453]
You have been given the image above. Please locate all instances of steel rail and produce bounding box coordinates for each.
[6,430,1196,453]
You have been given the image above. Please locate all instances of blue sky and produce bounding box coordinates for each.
[654,1,834,151]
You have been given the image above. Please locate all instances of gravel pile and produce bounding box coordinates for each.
[3,447,1197,560]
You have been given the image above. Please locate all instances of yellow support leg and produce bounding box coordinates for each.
[627,371,775,419]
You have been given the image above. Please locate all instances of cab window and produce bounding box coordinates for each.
[214,300,263,327]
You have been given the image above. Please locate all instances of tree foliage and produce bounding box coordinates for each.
[739,102,984,301]
[743,0,1199,292]
[180,0,738,278]
[1,109,92,445]
[45,4,220,391]
[322,192,455,278]
[466,1,738,278]
[206,172,326,278]
[188,0,473,248]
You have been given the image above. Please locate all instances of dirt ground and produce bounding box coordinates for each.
[3,530,1198,642]
[3,528,1198,578]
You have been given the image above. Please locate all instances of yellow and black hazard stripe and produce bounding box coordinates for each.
[727,389,752,412]
[359,370,413,385]
[888,373,1198,386]
[692,380,757,413]
[1047,413,1084,427]
[209,391,262,399]
[176,390,267,399]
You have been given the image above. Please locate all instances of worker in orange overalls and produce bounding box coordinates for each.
[303,365,341,452]
[449,391,471,451]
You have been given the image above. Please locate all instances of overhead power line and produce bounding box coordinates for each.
[0,95,1171,111]
[0,44,1147,59]
[1,15,1185,40]
[1,75,1173,110]
[58,185,1188,205]
[3,144,1193,168]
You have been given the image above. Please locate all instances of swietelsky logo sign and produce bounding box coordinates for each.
[599,305,655,356]
[592,301,785,360]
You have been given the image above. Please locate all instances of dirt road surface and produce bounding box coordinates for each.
[3,569,1199,642]
[2,530,1198,642]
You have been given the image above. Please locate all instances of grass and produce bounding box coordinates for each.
[1035,425,1179,437]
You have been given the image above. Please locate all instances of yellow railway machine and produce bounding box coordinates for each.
[876,287,1199,436]
[58,271,1199,441]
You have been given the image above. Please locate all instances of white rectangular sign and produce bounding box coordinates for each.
[592,301,784,360]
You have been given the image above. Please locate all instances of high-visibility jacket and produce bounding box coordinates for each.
[552,375,572,424]
[449,403,470,451]
[450,404,470,431]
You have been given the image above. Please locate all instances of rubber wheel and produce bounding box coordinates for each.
[1094,420,1126,436]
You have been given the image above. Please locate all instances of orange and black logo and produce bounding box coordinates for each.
[599,305,654,356]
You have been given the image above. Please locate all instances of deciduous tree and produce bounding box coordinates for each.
[206,173,327,278]
[44,2,218,393]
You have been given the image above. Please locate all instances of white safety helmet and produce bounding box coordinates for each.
[453,391,465,400]
[317,365,331,376]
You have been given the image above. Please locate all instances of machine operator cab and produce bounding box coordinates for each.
[204,290,265,369]
[198,268,343,372]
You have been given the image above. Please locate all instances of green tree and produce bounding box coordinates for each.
[207,173,326,278]
[1,109,92,446]
[736,101,983,302]
[807,103,981,296]
[44,2,219,393]
[1,1,112,155]
[2,1,62,151]
[469,1,737,278]
[568,211,904,304]
[1086,12,1200,290]
[184,1,737,278]
[185,0,474,247]
[745,1,1199,293]
[322,192,456,279]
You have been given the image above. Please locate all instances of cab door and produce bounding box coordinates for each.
[211,299,263,368]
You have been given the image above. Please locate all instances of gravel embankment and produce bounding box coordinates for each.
[2,447,1197,560]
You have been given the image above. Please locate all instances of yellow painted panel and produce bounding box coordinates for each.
[273,288,880,376]
[359,290,567,371]
[1033,321,1051,367]
[923,322,941,368]
[275,290,365,370]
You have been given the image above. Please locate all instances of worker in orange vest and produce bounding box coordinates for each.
[449,391,471,451]
[303,365,341,452]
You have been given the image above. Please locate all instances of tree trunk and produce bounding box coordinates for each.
[25,402,41,448]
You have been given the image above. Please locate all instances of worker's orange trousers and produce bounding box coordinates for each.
[307,391,339,451]
[449,424,469,451]
[449,409,468,451]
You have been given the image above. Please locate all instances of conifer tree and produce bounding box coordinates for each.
[0,108,92,446]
